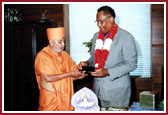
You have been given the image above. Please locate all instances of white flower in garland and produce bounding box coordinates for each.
[103,38,113,50]
[95,39,103,50]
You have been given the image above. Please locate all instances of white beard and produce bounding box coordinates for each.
[54,48,63,53]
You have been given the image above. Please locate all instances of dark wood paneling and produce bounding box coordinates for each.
[4,4,64,27]
[4,77,39,111]
[152,47,164,79]
[151,4,164,44]
[4,22,52,111]
[4,23,34,77]
[130,77,152,103]
[151,4,164,101]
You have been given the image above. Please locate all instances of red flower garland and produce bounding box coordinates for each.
[94,23,118,70]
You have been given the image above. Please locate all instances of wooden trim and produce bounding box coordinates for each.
[152,44,164,47]
[63,4,70,54]
[151,4,164,101]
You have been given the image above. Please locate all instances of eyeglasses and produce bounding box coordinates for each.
[95,16,111,25]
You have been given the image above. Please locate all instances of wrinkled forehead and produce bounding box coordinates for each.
[52,37,65,42]
[57,37,65,41]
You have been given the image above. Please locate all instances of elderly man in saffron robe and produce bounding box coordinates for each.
[35,27,87,111]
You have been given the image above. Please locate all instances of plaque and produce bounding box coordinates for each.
[80,66,95,74]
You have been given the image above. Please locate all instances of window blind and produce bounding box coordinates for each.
[69,3,151,77]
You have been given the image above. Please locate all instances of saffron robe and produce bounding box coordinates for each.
[35,45,78,111]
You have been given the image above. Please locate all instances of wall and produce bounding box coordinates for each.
[131,4,164,102]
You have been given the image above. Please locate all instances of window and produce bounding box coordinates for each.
[69,3,151,77]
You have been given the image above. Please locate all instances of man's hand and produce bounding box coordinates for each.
[77,61,89,70]
[76,73,88,80]
[91,68,109,77]
[70,71,88,80]
[69,71,83,77]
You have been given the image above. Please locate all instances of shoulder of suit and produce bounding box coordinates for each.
[117,27,135,40]
[92,32,99,41]
[118,27,133,36]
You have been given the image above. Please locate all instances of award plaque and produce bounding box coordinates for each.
[80,66,95,74]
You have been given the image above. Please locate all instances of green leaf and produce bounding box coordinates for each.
[82,39,93,53]
[158,101,164,110]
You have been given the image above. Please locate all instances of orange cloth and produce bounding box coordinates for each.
[47,27,65,40]
[35,45,78,111]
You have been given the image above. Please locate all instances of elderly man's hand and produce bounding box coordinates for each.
[76,73,88,80]
[91,68,109,77]
[70,71,88,80]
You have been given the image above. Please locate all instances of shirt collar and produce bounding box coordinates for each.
[104,32,109,37]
